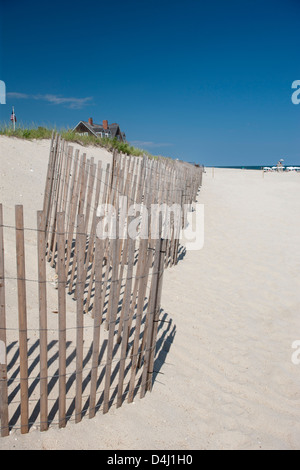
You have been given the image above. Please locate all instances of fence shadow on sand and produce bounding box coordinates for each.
[6,308,175,432]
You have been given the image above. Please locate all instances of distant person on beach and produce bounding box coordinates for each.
[277,160,284,171]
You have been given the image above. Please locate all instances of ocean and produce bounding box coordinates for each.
[211,165,300,170]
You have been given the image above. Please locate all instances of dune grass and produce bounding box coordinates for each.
[0,123,154,158]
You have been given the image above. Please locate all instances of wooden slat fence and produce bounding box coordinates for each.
[0,134,203,436]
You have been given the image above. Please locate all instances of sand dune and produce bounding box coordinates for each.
[1,138,300,449]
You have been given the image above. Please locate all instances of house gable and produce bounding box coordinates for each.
[72,121,98,138]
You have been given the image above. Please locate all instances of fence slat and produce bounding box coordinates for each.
[66,152,83,282]
[139,236,162,397]
[66,149,79,237]
[0,204,9,437]
[68,155,87,296]
[45,133,59,244]
[83,162,103,314]
[78,154,88,215]
[116,233,135,407]
[103,216,120,414]
[75,214,85,423]
[147,238,167,392]
[43,133,55,224]
[49,139,65,267]
[85,160,102,270]
[57,212,67,428]
[127,239,152,404]
[37,211,48,431]
[15,205,29,434]
[61,146,73,215]
[84,160,96,234]
[89,237,105,418]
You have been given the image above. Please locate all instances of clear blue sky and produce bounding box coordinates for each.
[0,0,300,166]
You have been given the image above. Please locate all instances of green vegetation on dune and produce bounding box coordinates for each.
[0,125,53,140]
[0,124,154,158]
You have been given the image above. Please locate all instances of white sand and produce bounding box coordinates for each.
[1,139,300,450]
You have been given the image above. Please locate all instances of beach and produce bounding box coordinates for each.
[1,138,300,450]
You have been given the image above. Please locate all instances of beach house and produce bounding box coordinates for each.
[73,118,126,142]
